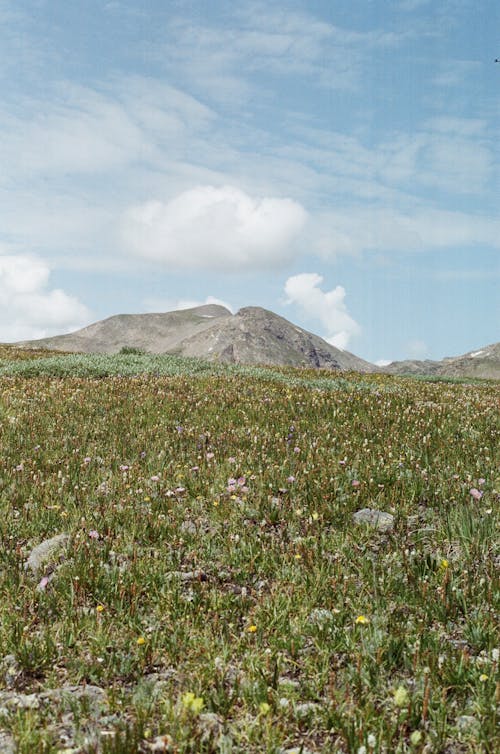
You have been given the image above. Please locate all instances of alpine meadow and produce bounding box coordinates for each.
[0,346,498,753]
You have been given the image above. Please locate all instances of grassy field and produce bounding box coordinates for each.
[0,348,498,753]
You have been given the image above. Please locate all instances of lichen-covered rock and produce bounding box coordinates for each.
[353,508,394,532]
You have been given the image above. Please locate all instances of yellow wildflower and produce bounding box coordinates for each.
[136,637,145,646]
[259,701,271,715]
[96,604,105,613]
[247,624,257,633]
[355,615,369,625]
[181,691,204,713]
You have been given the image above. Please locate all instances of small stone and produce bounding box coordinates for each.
[308,608,334,625]
[457,715,479,732]
[180,520,197,536]
[295,701,319,718]
[353,508,394,532]
[0,732,15,754]
[167,569,208,582]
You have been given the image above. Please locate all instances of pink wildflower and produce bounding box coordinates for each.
[470,488,483,500]
[88,530,100,540]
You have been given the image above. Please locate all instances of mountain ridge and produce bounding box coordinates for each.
[11,305,499,378]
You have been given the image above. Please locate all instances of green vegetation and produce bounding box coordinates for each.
[0,351,498,752]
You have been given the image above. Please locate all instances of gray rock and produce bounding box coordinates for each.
[353,508,394,532]
[456,715,480,732]
[25,533,69,574]
[0,732,15,754]
[295,702,319,718]
[308,608,334,626]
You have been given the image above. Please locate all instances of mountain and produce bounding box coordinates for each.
[382,342,500,379]
[16,305,376,372]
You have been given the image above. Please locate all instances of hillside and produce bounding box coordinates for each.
[383,342,500,380]
[17,305,376,372]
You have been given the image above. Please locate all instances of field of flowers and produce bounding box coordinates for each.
[0,349,498,753]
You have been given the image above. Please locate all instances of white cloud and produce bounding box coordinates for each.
[143,294,234,314]
[375,358,392,367]
[284,273,361,350]
[122,185,307,271]
[0,252,90,342]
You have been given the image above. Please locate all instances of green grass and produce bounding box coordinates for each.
[0,352,498,752]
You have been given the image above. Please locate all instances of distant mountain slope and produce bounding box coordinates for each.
[174,307,376,371]
[16,304,375,372]
[18,304,231,354]
[383,342,500,379]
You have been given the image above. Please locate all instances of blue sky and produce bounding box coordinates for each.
[0,0,498,363]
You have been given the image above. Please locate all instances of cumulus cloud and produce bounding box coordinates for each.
[0,252,90,341]
[122,185,307,271]
[143,294,234,314]
[284,272,361,350]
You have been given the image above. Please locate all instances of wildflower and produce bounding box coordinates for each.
[150,475,160,482]
[367,733,376,748]
[440,558,449,569]
[357,746,367,754]
[96,604,105,613]
[393,685,410,707]
[37,576,50,591]
[355,615,369,625]
[136,637,145,646]
[479,673,489,682]
[470,488,483,500]
[352,480,360,487]
[410,730,423,745]
[247,624,257,633]
[293,446,300,453]
[206,452,215,460]
[478,478,486,486]
[259,701,270,715]
[287,475,296,483]
[181,691,204,713]
[88,530,99,540]
[312,512,319,521]
[228,456,236,464]
[294,553,302,560]
[119,464,129,472]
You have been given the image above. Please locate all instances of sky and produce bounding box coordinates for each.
[0,0,499,363]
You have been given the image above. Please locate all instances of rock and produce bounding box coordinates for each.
[0,654,19,689]
[353,508,394,532]
[456,715,480,733]
[166,569,208,582]
[308,608,334,626]
[25,533,69,574]
[0,732,15,754]
[294,702,319,718]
